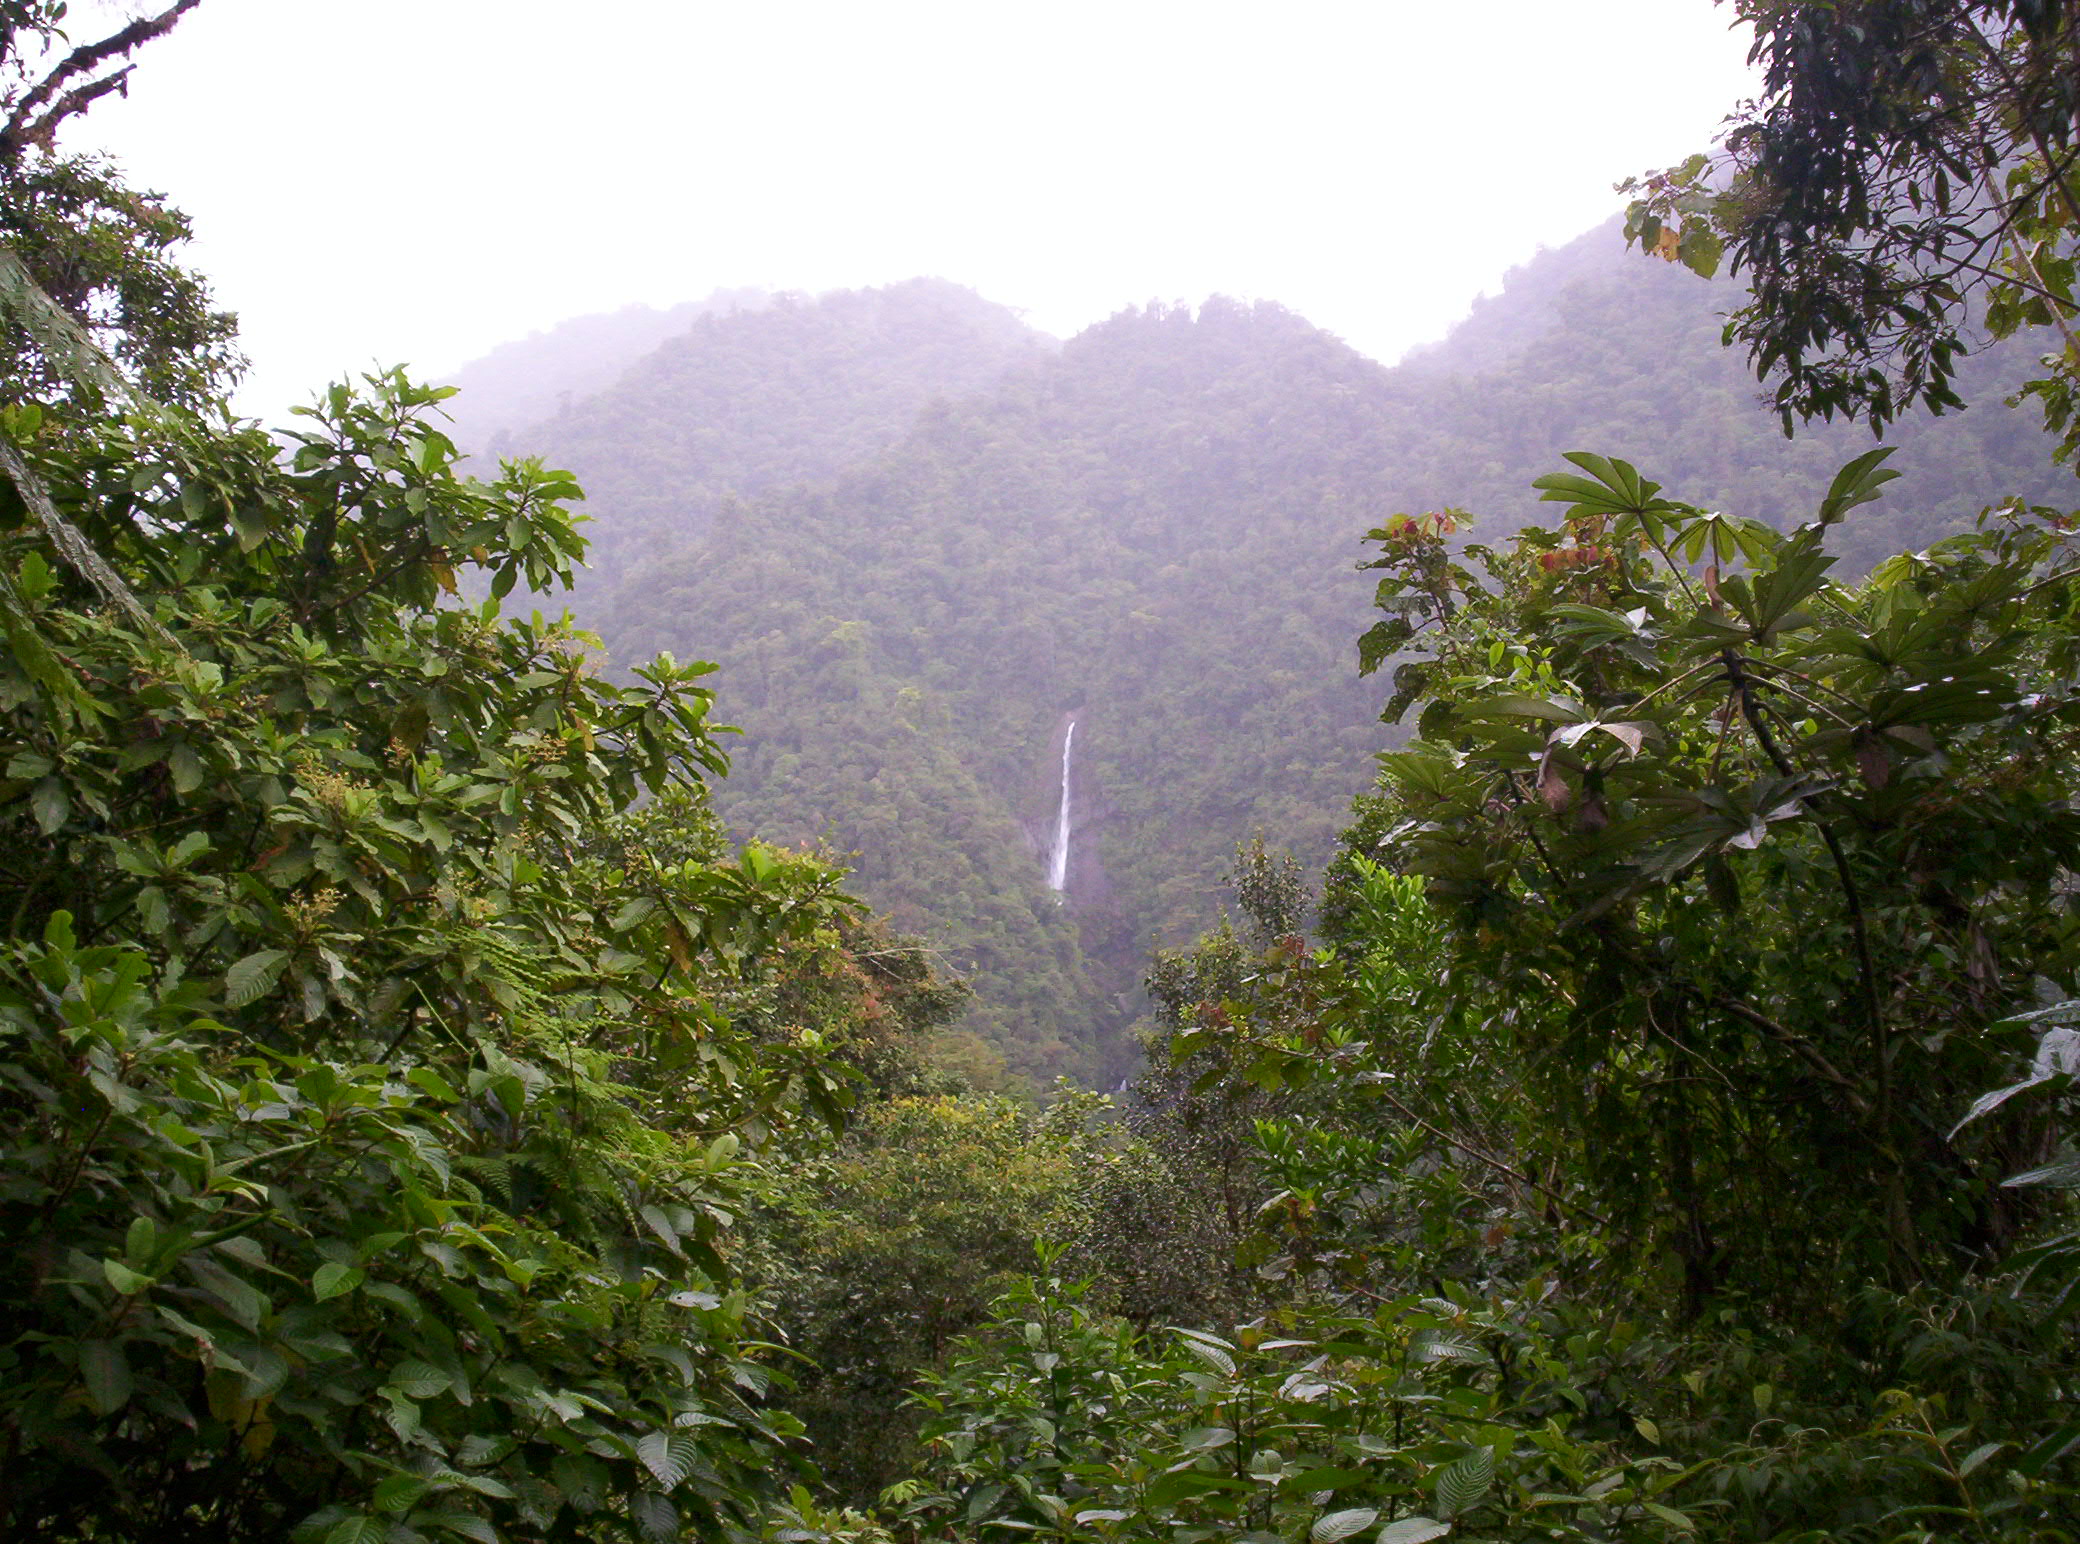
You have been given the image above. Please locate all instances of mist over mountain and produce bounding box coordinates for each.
[464,279,1054,607]
[28,5,2080,1532]
[438,288,771,452]
[446,225,2074,1085]
[1401,219,2069,574]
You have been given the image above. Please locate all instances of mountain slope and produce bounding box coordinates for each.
[597,298,1476,1082]
[440,289,770,454]
[1391,220,2070,573]
[455,228,2075,1085]
[489,279,1054,601]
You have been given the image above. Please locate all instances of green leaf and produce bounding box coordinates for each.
[1476,694,1586,724]
[167,741,205,794]
[30,775,67,833]
[2005,1155,2080,1188]
[1953,1076,2060,1138]
[1816,446,1900,527]
[17,549,52,599]
[124,1215,158,1263]
[1409,1331,1483,1364]
[405,1066,459,1103]
[225,949,290,1009]
[1535,452,1666,516]
[2016,1420,2080,1478]
[1434,1448,1493,1518]
[78,1339,132,1414]
[630,1492,678,1540]
[387,1360,450,1400]
[639,1204,682,1255]
[1676,220,1723,278]
[440,1470,515,1500]
[1957,1440,2006,1477]
[636,1430,701,1490]
[1313,1508,1379,1542]
[417,1512,498,1544]
[364,1280,425,1322]
[188,1257,268,1329]
[381,1391,421,1444]
[371,1474,430,1513]
[1177,1336,1236,1377]
[103,1258,153,1294]
[312,1262,364,1301]
[609,896,656,932]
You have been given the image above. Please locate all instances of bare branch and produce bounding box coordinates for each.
[1,0,203,156]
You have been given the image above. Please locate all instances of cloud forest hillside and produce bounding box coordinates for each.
[461,225,2076,1084]
[438,287,773,455]
[470,279,1054,613]
[12,7,2080,1539]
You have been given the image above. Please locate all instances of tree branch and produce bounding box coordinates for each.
[1364,1079,1614,1231]
[1713,997,1871,1115]
[8,64,135,154]
[2,0,205,155]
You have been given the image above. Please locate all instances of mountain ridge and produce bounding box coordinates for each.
[442,235,2077,1084]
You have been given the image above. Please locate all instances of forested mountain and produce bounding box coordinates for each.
[1405,219,2072,575]
[453,227,2073,1086]
[11,5,2080,1541]
[474,280,1054,609]
[602,297,1419,1083]
[438,288,771,453]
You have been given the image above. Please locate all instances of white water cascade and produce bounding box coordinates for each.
[1048,719,1076,893]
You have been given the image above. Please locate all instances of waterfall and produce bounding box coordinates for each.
[1048,718,1076,892]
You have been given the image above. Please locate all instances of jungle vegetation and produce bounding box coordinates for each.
[2,2,2077,1542]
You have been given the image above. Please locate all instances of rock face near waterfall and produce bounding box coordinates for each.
[452,230,2074,1086]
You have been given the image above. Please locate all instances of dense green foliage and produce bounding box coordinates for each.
[457,221,2074,1083]
[1626,0,2079,456]
[750,1090,1101,1498]
[888,463,2080,1541]
[500,279,1052,613]
[0,356,892,1537]
[6,3,2080,1541]
[0,139,914,1529]
[1347,448,2080,1310]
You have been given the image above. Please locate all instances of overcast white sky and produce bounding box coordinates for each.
[70,0,1758,416]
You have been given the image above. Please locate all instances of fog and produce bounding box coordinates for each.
[70,0,1758,415]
